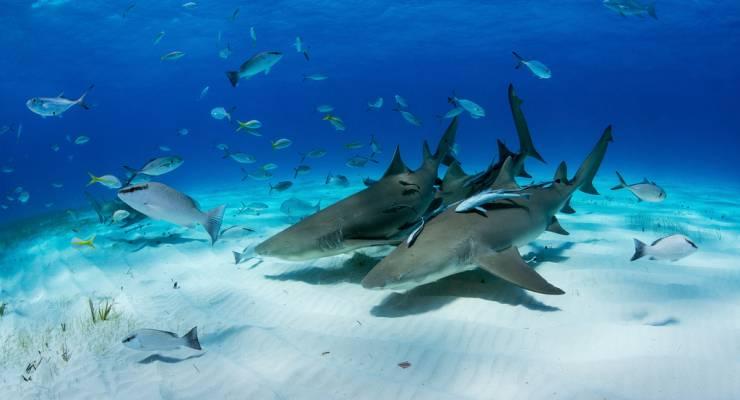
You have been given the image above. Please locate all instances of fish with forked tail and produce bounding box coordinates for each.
[122,327,201,351]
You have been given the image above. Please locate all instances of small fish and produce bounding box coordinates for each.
[125,156,184,178]
[1,166,13,174]
[74,135,90,145]
[224,151,256,164]
[226,51,282,87]
[118,182,225,244]
[395,109,422,126]
[88,173,122,189]
[449,96,485,119]
[216,143,229,151]
[45,202,54,208]
[0,125,9,135]
[181,2,197,9]
[112,209,130,222]
[250,26,257,43]
[17,191,30,203]
[611,171,665,202]
[280,197,320,219]
[442,107,464,119]
[344,141,364,150]
[455,189,530,213]
[161,51,185,61]
[269,181,293,194]
[367,97,383,111]
[211,106,233,121]
[394,95,408,109]
[261,163,278,171]
[218,44,232,59]
[199,86,210,100]
[316,104,334,113]
[271,138,292,150]
[177,128,189,136]
[245,202,268,215]
[322,114,346,131]
[370,135,381,156]
[512,52,551,79]
[293,164,311,178]
[398,361,411,369]
[51,182,63,188]
[236,120,262,132]
[346,155,378,168]
[632,234,697,262]
[325,173,349,187]
[51,144,60,152]
[153,31,165,45]
[299,149,326,163]
[71,235,95,248]
[244,169,272,181]
[159,145,171,152]
[303,74,328,81]
[294,36,304,53]
[231,7,240,21]
[603,0,657,19]
[122,327,201,351]
[26,85,94,118]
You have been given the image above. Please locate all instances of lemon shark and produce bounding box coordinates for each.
[255,118,459,261]
[361,126,613,294]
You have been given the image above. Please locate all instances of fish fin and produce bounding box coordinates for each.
[475,246,564,295]
[553,161,568,184]
[517,167,532,179]
[573,125,613,195]
[76,84,94,109]
[233,251,244,264]
[422,141,433,161]
[491,157,519,190]
[512,51,524,69]
[508,84,545,163]
[631,239,647,261]
[611,171,627,190]
[497,140,516,163]
[226,71,240,87]
[474,206,486,213]
[441,161,467,188]
[546,216,569,235]
[303,51,310,61]
[647,3,657,19]
[561,198,576,214]
[182,326,202,350]
[382,146,410,178]
[87,172,98,186]
[203,205,226,245]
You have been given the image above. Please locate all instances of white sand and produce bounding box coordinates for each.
[1,178,739,399]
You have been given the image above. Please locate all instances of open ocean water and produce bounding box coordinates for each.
[1,1,739,399]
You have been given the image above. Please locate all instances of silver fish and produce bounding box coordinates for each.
[122,327,201,351]
[226,51,283,87]
[632,234,697,262]
[26,85,93,118]
[611,171,665,202]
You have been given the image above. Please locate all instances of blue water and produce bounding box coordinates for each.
[1,0,739,222]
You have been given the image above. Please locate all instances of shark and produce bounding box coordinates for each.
[361,126,613,294]
[255,118,459,261]
[439,84,545,206]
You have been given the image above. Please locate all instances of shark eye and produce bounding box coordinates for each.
[122,336,133,343]
[554,179,562,184]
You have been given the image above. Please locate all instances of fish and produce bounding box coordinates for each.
[370,135,381,156]
[199,86,209,100]
[112,209,130,222]
[26,85,94,118]
[118,182,226,244]
[442,107,464,119]
[361,127,612,292]
[611,171,665,202]
[243,169,272,181]
[244,202,268,215]
[256,118,458,261]
[236,120,262,133]
[218,44,232,59]
[88,173,122,189]
[71,235,95,248]
[250,26,257,42]
[303,74,328,81]
[51,182,63,188]
[181,2,197,9]
[346,155,378,168]
[631,234,697,261]
[17,191,30,203]
[394,95,408,109]
[177,128,189,136]
[51,144,60,152]
[326,173,349,187]
[159,145,171,152]
[261,163,278,171]
[293,36,304,53]
[124,156,184,181]
[122,327,201,351]
[449,96,485,119]
[322,114,346,131]
[231,7,240,21]
[1,166,13,174]
[512,52,552,79]
[224,150,256,164]
[269,181,293,194]
[395,109,422,126]
[211,106,233,121]
[226,51,283,87]
[299,149,326,163]
[344,141,364,150]
[280,198,320,219]
[316,104,334,113]
[293,164,311,178]
[161,51,185,61]
[367,97,383,110]
[153,31,165,45]
[74,135,90,145]
[271,138,292,150]
[603,0,657,19]
[454,189,531,213]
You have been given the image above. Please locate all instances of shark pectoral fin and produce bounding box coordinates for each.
[561,198,576,214]
[546,216,569,235]
[475,246,564,295]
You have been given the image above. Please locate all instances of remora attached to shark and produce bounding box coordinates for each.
[255,118,459,261]
[439,84,545,207]
[361,126,614,294]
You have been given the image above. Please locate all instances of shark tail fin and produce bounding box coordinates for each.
[431,117,458,168]
[631,239,648,261]
[611,171,627,190]
[572,125,613,195]
[77,84,94,110]
[226,71,240,87]
[647,3,657,19]
[204,205,226,245]
[182,327,202,350]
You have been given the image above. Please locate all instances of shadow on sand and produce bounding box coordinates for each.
[110,233,209,252]
[263,252,380,285]
[138,353,205,364]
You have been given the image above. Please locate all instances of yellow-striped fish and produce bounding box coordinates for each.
[71,235,96,248]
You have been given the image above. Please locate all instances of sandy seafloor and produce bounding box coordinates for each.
[0,176,738,400]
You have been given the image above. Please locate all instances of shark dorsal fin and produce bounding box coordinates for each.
[382,146,409,178]
[642,177,649,184]
[554,161,568,183]
[497,139,515,162]
[422,140,432,161]
[443,161,467,182]
[491,157,519,190]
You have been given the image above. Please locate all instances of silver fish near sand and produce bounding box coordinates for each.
[631,234,697,261]
[280,197,320,219]
[226,51,283,87]
[367,97,383,110]
[293,164,311,178]
[300,149,326,163]
[513,52,552,79]
[611,171,665,202]
[112,209,130,222]
[26,85,94,118]
[122,327,201,351]
[346,155,378,168]
[326,173,349,187]
[396,109,422,126]
[269,181,293,194]
[603,0,657,18]
[117,182,225,244]
[449,96,485,119]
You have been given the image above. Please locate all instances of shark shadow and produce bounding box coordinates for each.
[110,233,209,252]
[263,253,382,285]
[138,352,205,364]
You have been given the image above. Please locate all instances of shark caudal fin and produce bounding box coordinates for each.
[427,117,459,169]
[631,239,648,261]
[571,125,613,195]
[203,205,226,245]
[508,84,545,163]
[611,171,627,190]
[226,71,240,87]
[182,326,202,350]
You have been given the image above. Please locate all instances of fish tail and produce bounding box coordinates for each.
[203,205,226,245]
[512,51,524,68]
[631,239,647,261]
[611,171,627,190]
[647,3,657,19]
[87,172,99,186]
[233,251,244,264]
[182,326,202,350]
[226,71,240,87]
[77,84,94,110]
